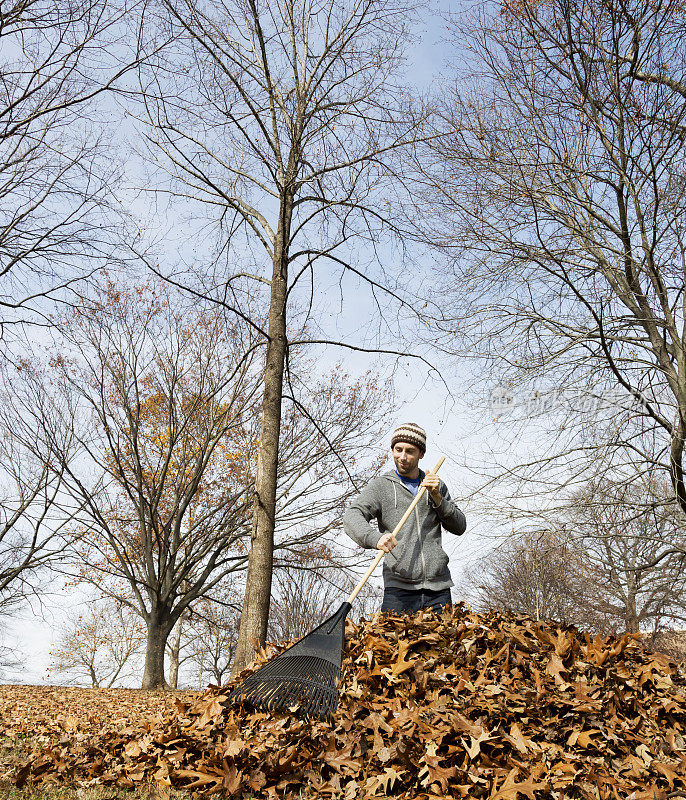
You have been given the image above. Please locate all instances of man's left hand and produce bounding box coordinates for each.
[421,472,442,506]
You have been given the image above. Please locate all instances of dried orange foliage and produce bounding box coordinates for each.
[6,605,686,798]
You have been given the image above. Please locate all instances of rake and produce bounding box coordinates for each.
[227,456,445,721]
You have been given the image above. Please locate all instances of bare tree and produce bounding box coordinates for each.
[416,0,686,549]
[135,0,423,672]
[166,609,203,689]
[0,0,143,340]
[48,599,145,688]
[464,529,591,626]
[565,476,686,634]
[184,597,240,687]
[466,477,686,635]
[34,279,262,688]
[0,362,84,610]
[0,623,24,680]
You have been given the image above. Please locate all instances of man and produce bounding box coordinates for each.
[343,423,466,613]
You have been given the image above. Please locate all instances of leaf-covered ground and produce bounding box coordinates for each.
[2,605,686,799]
[0,686,198,797]
[0,686,198,742]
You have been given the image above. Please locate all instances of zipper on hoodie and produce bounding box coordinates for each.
[391,474,427,584]
[416,504,426,583]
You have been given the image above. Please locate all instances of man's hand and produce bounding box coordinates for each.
[376,532,398,552]
[421,472,442,506]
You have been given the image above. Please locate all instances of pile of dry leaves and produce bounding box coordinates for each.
[6,604,686,799]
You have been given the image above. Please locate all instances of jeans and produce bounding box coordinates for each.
[381,586,452,613]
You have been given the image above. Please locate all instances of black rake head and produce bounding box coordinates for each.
[228,601,352,722]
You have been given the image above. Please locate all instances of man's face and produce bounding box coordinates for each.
[392,442,422,478]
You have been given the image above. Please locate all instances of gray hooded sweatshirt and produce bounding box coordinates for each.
[342,469,466,591]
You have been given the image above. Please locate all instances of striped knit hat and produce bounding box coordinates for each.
[390,423,427,455]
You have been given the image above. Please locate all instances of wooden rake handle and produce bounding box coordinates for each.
[347,456,445,604]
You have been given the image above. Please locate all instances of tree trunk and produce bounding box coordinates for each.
[670,417,686,516]
[233,195,292,674]
[142,615,171,689]
[167,616,183,689]
[624,575,639,634]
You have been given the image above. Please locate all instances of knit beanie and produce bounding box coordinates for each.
[390,423,427,455]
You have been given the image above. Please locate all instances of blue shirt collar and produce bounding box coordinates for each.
[395,468,424,484]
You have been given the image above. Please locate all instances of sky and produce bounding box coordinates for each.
[1,0,524,687]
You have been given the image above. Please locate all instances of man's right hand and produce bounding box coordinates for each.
[376,532,398,552]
